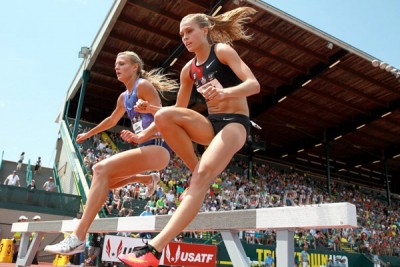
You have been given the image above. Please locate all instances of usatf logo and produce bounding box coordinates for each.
[165,244,180,263]
[105,239,123,257]
[102,236,147,262]
[163,243,216,267]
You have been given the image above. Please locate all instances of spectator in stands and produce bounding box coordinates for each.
[167,207,176,215]
[165,189,176,209]
[118,7,260,266]
[263,252,274,267]
[31,215,42,265]
[28,179,36,191]
[255,230,265,245]
[300,245,310,267]
[42,177,57,192]
[16,152,25,170]
[139,206,154,239]
[4,170,20,186]
[26,179,37,202]
[156,186,163,199]
[156,196,166,210]
[45,50,177,255]
[132,183,140,199]
[85,233,102,266]
[27,179,37,191]
[34,157,41,174]
[175,234,184,242]
[112,188,123,210]
[373,250,381,267]
[145,196,156,212]
[12,215,28,262]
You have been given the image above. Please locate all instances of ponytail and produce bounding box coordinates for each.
[140,69,178,92]
[182,7,257,45]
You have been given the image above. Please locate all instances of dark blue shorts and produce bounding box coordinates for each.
[139,138,172,154]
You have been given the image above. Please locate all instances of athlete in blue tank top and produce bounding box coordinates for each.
[44,51,177,257]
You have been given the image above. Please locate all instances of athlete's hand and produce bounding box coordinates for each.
[134,99,148,113]
[76,133,89,144]
[134,99,161,115]
[120,130,139,144]
[201,84,225,102]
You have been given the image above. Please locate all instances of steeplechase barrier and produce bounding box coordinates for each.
[11,202,357,267]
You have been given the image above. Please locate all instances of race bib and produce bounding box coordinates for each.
[197,78,223,94]
[132,120,144,134]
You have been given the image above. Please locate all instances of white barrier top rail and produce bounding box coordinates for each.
[12,202,357,234]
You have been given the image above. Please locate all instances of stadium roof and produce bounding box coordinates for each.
[61,0,400,193]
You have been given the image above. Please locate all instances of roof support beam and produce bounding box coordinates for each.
[273,98,400,172]
[251,48,349,118]
[338,65,400,97]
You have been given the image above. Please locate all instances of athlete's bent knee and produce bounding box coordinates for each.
[154,107,175,128]
[92,162,108,178]
[157,148,170,168]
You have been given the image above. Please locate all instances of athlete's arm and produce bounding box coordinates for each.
[215,43,260,98]
[76,93,126,143]
[175,62,195,108]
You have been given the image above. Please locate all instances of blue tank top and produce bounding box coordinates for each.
[123,78,154,134]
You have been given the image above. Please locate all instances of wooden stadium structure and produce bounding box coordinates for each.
[60,0,400,195]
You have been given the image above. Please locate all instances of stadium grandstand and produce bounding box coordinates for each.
[1,0,399,266]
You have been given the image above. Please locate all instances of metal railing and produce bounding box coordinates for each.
[0,184,81,217]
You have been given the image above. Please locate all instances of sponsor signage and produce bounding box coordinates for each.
[160,242,216,267]
[102,235,216,267]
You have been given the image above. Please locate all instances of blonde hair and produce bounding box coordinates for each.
[117,51,178,92]
[182,7,257,45]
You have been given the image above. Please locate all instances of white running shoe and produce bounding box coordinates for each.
[44,234,85,255]
[146,173,160,197]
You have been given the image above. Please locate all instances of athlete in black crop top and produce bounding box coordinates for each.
[118,7,260,266]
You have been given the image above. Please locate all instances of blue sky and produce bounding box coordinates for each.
[0,1,399,168]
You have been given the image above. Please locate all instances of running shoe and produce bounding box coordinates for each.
[146,173,160,198]
[44,234,85,255]
[118,244,162,267]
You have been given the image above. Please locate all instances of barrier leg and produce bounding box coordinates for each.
[16,232,44,267]
[220,230,250,267]
[275,230,294,267]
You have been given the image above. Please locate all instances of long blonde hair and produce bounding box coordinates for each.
[117,51,178,92]
[182,7,257,45]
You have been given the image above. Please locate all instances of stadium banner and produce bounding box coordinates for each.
[217,243,372,267]
[160,241,217,267]
[102,235,217,267]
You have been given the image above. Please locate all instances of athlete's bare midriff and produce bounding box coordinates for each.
[207,96,249,116]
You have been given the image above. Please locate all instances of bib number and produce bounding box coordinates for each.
[132,120,144,134]
[197,78,223,93]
